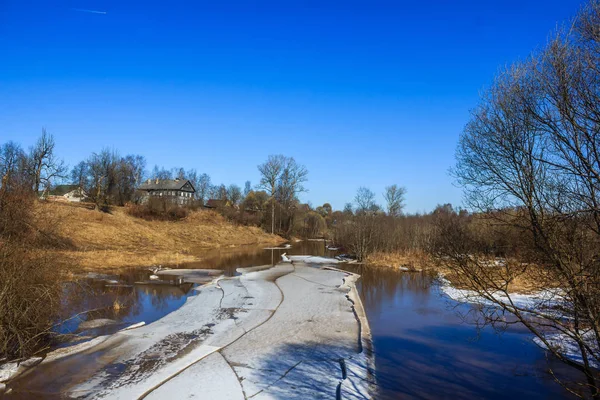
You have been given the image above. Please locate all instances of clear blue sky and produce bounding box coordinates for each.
[0,0,585,213]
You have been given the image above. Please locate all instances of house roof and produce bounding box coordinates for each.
[138,179,195,192]
[49,184,79,196]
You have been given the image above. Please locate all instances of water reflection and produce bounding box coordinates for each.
[55,274,194,340]
[343,265,582,399]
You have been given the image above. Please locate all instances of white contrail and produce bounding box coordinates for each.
[72,8,107,14]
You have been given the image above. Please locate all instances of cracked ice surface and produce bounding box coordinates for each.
[145,352,244,400]
[18,261,371,399]
[221,264,370,399]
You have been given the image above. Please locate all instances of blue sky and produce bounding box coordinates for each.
[0,1,585,213]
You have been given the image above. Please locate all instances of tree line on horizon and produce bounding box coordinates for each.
[0,133,414,240]
[1,131,506,264]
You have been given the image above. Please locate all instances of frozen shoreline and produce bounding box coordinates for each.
[7,258,373,399]
[438,277,600,370]
[533,331,599,369]
[438,276,562,314]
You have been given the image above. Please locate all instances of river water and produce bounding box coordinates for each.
[9,241,581,398]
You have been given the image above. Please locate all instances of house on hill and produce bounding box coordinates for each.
[43,185,87,202]
[137,178,196,205]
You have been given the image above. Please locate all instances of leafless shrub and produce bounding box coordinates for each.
[297,211,327,238]
[126,197,189,221]
[0,243,65,359]
[0,182,66,360]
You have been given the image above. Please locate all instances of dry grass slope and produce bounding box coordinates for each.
[365,250,434,271]
[38,202,284,270]
[366,249,543,294]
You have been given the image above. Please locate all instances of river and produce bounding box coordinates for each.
[8,241,581,398]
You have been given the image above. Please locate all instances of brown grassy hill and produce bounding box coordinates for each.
[35,202,284,270]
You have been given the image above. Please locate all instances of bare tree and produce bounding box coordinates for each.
[276,157,308,235]
[227,184,242,207]
[384,185,406,217]
[151,165,172,180]
[258,155,285,234]
[354,187,377,214]
[85,149,118,210]
[29,129,66,194]
[347,188,380,260]
[128,155,146,188]
[211,184,228,202]
[113,155,145,206]
[446,2,600,396]
[195,173,211,204]
[244,180,252,198]
[277,157,308,205]
[70,161,87,189]
[0,141,29,191]
[343,202,354,216]
[174,167,186,180]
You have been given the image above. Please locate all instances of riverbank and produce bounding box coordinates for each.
[365,250,434,272]
[365,250,543,294]
[37,201,285,270]
[5,259,373,399]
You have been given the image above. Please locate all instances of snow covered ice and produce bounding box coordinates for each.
[9,257,373,399]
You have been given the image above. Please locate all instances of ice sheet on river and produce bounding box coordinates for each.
[286,255,342,264]
[155,268,224,284]
[12,260,372,399]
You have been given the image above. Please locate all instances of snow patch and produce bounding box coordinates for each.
[120,322,146,331]
[0,357,43,383]
[0,362,19,382]
[439,277,561,314]
[533,331,599,369]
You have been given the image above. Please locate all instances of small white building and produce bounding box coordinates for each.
[44,185,87,202]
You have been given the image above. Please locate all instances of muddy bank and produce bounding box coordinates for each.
[6,259,373,399]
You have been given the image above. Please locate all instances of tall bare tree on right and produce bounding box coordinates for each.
[442,1,600,397]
